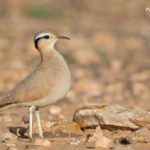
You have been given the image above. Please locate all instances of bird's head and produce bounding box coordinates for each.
[34,32,70,51]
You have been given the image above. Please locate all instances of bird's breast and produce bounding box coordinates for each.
[22,50,71,107]
[29,59,71,107]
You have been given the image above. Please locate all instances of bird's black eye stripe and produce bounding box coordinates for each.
[44,35,50,39]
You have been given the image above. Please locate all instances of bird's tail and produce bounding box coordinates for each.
[0,95,15,110]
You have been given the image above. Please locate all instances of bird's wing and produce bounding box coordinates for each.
[8,67,57,104]
[0,95,15,108]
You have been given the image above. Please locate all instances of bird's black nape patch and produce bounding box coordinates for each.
[34,34,50,49]
[34,38,39,49]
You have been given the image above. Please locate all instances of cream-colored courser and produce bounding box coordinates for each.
[0,32,71,138]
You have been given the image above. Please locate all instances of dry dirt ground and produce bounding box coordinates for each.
[0,0,150,149]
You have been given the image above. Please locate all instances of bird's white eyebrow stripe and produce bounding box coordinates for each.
[34,33,50,41]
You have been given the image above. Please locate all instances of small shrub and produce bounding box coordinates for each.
[25,5,63,19]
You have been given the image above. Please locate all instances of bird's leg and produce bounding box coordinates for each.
[35,108,43,138]
[29,106,35,139]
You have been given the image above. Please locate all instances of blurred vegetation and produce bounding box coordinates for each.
[63,53,78,65]
[96,50,110,67]
[0,8,5,17]
[24,5,63,19]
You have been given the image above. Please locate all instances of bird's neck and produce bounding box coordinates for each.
[39,47,64,64]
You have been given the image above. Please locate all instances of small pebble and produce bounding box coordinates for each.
[49,105,61,115]
[95,136,114,148]
[113,146,134,150]
[70,140,80,145]
[125,127,150,143]
[45,121,55,128]
[7,147,18,150]
[1,133,17,141]
[6,143,16,147]
[58,114,66,119]
[34,139,51,147]
[87,126,114,149]
[6,144,18,150]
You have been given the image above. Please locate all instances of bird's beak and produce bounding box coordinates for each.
[57,35,70,40]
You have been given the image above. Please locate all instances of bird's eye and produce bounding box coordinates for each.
[44,35,50,39]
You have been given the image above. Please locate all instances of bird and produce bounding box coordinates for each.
[0,32,71,138]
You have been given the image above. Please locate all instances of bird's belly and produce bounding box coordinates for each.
[23,72,71,107]
[42,79,71,106]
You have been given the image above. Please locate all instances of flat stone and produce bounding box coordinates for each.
[73,104,150,130]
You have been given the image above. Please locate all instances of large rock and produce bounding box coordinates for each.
[73,104,150,130]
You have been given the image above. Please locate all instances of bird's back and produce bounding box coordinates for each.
[0,50,71,107]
